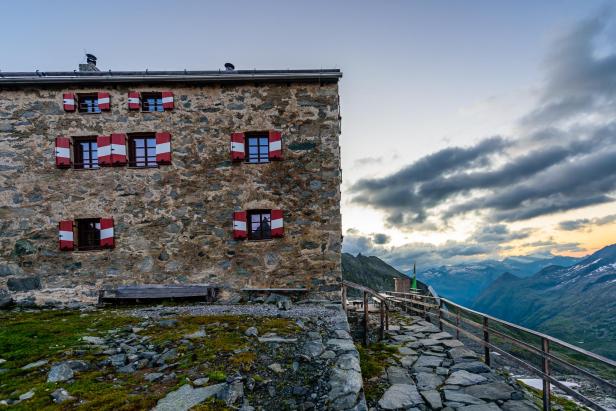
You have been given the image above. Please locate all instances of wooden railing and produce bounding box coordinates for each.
[383,290,616,411]
[341,280,390,346]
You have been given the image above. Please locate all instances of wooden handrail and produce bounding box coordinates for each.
[378,287,616,410]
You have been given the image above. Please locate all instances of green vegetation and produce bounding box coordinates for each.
[517,380,587,411]
[0,309,300,410]
[357,342,399,402]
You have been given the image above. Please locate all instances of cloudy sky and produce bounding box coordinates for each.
[2,1,615,269]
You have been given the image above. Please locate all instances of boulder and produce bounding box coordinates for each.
[7,276,40,292]
[464,382,514,401]
[387,366,413,384]
[446,370,487,386]
[421,390,443,409]
[378,384,424,409]
[152,383,226,411]
[47,363,74,383]
[451,361,491,374]
[51,388,75,404]
[416,372,444,390]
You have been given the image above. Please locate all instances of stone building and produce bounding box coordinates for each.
[0,60,343,304]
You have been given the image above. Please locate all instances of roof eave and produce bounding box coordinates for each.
[0,71,342,86]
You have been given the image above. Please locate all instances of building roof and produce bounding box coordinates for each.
[0,69,342,86]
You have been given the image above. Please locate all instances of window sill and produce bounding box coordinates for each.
[127,166,160,169]
[73,248,107,253]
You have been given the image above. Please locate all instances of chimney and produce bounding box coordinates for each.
[79,53,100,72]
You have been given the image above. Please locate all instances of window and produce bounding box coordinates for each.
[246,134,270,164]
[73,137,98,169]
[248,210,272,240]
[128,135,157,167]
[141,92,164,112]
[76,218,100,250]
[78,94,100,113]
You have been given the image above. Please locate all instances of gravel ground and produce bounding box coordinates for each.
[130,303,346,327]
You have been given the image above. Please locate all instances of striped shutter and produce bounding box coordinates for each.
[232,211,247,240]
[128,91,141,110]
[59,220,74,251]
[271,209,284,238]
[97,92,111,110]
[230,132,245,162]
[156,132,172,165]
[63,93,76,111]
[97,135,111,166]
[55,136,72,168]
[268,130,282,160]
[100,218,115,249]
[110,133,127,166]
[162,91,174,110]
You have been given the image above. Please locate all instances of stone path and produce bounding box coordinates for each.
[368,314,539,411]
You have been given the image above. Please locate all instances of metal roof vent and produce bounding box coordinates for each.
[224,63,235,71]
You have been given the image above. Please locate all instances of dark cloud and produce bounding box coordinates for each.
[342,224,532,268]
[521,10,616,129]
[350,12,616,229]
[558,214,616,231]
[372,233,391,245]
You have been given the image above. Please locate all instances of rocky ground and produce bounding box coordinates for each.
[350,311,541,411]
[0,298,366,410]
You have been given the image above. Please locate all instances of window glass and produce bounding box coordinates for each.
[248,211,272,240]
[78,95,100,113]
[129,136,157,167]
[77,218,101,250]
[142,93,164,112]
[74,138,99,169]
[246,135,269,164]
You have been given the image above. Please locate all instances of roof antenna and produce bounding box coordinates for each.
[224,63,235,71]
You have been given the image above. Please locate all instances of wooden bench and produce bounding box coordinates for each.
[98,284,219,304]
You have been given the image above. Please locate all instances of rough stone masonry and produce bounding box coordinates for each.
[0,68,343,304]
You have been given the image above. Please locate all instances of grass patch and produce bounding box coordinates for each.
[517,380,587,411]
[0,310,299,410]
[357,342,399,403]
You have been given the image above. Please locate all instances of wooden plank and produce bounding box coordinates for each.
[241,288,308,292]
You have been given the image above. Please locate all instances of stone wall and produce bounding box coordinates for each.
[0,80,342,301]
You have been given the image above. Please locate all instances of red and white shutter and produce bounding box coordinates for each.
[162,91,174,110]
[271,209,284,238]
[233,211,247,240]
[55,136,72,168]
[59,220,74,251]
[97,135,112,166]
[269,130,282,160]
[156,132,172,165]
[100,218,115,249]
[110,133,127,166]
[128,91,141,110]
[231,132,245,162]
[97,92,111,111]
[63,93,76,112]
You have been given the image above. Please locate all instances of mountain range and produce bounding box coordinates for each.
[473,244,616,359]
[413,255,580,306]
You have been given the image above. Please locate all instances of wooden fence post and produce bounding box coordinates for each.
[483,317,491,367]
[542,338,551,411]
[363,291,369,346]
[379,300,384,341]
[456,307,460,340]
[438,299,443,331]
[385,304,389,330]
[342,285,347,314]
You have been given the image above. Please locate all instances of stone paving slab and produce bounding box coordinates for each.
[366,314,539,411]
